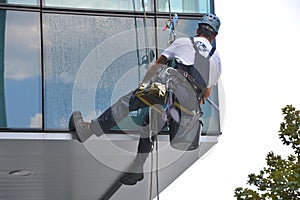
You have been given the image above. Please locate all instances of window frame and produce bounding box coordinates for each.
[0,1,220,136]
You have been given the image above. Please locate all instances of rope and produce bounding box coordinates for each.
[168,0,171,19]
[140,2,158,199]
[148,109,160,200]
[155,135,160,200]
[148,109,154,200]
[152,3,173,196]
[142,1,176,199]
[132,0,142,82]
[149,138,154,200]
[167,0,172,45]
[141,0,151,66]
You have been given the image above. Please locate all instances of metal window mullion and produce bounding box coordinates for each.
[39,0,45,130]
[210,0,215,14]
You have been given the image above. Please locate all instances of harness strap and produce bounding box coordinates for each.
[173,61,205,100]
[176,68,203,96]
[208,46,216,59]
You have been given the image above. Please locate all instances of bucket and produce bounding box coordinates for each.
[169,114,201,151]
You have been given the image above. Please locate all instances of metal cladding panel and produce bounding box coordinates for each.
[0,133,218,200]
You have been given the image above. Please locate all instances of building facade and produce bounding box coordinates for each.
[0,1,221,199]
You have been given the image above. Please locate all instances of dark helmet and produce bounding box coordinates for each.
[198,13,221,34]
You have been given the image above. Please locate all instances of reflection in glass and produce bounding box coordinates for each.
[0,0,39,5]
[157,0,210,13]
[44,14,219,134]
[43,14,155,130]
[0,10,41,128]
[44,0,154,11]
[45,0,210,13]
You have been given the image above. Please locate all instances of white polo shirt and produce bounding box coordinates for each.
[162,37,222,88]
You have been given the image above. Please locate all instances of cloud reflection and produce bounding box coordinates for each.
[4,11,40,81]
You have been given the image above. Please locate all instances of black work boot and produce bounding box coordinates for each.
[119,153,148,185]
[70,111,104,143]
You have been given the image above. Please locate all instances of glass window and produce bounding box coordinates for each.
[44,0,154,11]
[0,0,39,6]
[157,18,220,134]
[157,0,210,13]
[0,10,41,129]
[44,0,209,12]
[43,13,155,130]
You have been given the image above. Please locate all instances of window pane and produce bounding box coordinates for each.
[0,0,39,6]
[43,13,155,130]
[157,0,210,13]
[44,0,154,11]
[157,18,220,134]
[0,10,41,129]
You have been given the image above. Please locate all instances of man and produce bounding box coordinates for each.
[70,13,221,185]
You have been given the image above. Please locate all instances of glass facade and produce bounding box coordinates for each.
[157,0,210,13]
[45,0,210,12]
[45,0,153,11]
[43,14,155,129]
[0,0,210,12]
[0,0,219,135]
[0,0,39,6]
[0,10,41,129]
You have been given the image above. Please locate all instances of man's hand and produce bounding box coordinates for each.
[199,87,212,104]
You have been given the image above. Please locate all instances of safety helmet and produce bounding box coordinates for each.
[198,13,221,34]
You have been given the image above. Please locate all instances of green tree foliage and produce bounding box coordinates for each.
[234,105,300,200]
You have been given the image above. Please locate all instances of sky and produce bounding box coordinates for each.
[158,0,300,199]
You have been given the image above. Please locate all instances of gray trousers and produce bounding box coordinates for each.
[95,90,162,155]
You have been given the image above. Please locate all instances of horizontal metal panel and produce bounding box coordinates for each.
[0,134,218,199]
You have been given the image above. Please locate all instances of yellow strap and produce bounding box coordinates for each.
[135,93,164,114]
[135,92,195,116]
